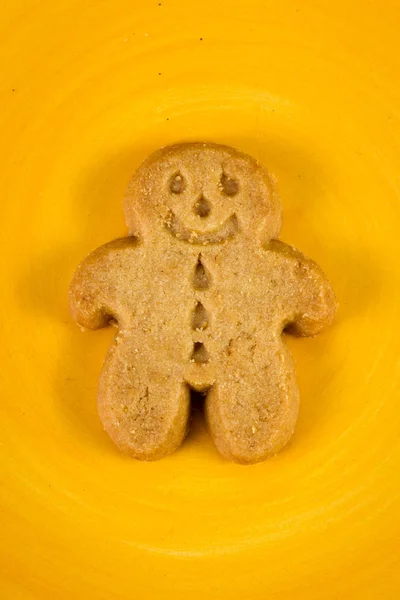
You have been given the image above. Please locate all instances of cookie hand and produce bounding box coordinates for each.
[69,237,139,330]
[267,240,337,337]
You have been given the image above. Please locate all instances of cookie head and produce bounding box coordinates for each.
[124,143,282,243]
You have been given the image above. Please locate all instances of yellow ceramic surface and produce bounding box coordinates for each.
[1,1,399,598]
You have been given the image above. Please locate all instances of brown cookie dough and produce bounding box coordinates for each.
[69,142,337,463]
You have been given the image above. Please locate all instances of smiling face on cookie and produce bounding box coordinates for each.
[124,143,282,244]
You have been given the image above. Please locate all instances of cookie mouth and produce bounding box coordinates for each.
[165,211,239,245]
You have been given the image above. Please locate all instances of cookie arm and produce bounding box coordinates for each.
[69,237,139,330]
[267,240,337,337]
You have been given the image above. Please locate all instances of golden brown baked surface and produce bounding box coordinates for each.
[69,142,337,463]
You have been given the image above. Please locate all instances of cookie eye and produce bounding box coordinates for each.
[220,174,239,196]
[169,172,186,194]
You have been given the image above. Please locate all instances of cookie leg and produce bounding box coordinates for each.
[98,332,190,460]
[205,341,299,464]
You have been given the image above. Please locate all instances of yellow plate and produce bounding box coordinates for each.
[1,1,399,598]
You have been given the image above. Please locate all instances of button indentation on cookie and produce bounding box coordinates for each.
[192,301,209,330]
[193,255,211,289]
[191,342,209,363]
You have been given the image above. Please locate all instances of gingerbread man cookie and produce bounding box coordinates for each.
[69,143,336,463]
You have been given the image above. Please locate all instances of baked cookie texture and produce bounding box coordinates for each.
[69,143,337,463]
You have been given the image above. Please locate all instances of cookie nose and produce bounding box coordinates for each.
[193,195,212,218]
